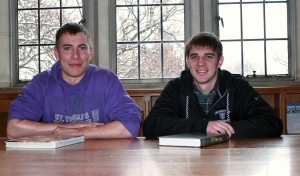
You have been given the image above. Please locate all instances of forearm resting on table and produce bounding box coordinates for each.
[7,119,99,139]
[7,119,58,139]
[7,119,133,139]
[54,121,133,139]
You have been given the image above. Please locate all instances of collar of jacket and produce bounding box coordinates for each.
[181,68,242,96]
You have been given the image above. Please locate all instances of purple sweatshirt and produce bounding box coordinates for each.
[8,61,142,137]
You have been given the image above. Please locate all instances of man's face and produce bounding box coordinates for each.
[54,32,94,85]
[186,46,223,91]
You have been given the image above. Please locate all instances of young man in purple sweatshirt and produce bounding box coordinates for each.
[7,23,141,139]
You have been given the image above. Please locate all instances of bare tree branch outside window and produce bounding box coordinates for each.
[218,0,289,78]
[116,0,185,79]
[18,0,83,81]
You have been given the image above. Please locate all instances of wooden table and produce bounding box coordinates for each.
[1,135,300,176]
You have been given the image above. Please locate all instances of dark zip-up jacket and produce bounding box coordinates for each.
[143,69,283,138]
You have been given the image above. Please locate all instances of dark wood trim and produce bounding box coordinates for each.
[1,86,300,137]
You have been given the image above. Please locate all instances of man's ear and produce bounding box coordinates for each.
[218,55,224,68]
[54,47,59,61]
[89,47,94,60]
[185,56,190,69]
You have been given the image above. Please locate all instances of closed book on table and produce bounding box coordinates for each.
[158,133,229,147]
[5,136,85,149]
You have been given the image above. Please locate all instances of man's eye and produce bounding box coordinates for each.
[79,46,87,50]
[63,47,71,51]
[191,55,199,60]
[205,55,213,59]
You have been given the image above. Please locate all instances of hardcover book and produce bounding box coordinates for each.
[5,136,85,149]
[287,103,300,133]
[158,133,229,147]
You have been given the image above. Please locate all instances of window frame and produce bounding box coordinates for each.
[10,0,298,88]
[110,0,191,88]
[215,0,296,83]
[13,0,85,86]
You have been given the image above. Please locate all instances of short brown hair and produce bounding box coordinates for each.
[55,23,93,48]
[185,32,223,58]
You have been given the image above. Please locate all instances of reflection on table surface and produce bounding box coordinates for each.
[1,135,300,176]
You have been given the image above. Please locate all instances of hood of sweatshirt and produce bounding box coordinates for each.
[51,61,95,85]
[180,68,242,95]
[50,61,94,115]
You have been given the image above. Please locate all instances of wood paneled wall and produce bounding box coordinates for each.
[1,87,300,137]
[127,87,296,136]
[0,92,21,138]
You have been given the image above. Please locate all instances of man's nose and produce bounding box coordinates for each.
[72,49,79,59]
[196,57,206,65]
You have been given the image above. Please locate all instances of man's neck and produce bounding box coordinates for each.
[194,79,218,94]
[62,74,85,85]
[195,84,214,94]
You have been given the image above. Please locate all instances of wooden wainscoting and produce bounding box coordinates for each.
[128,87,300,136]
[0,92,21,137]
[1,86,300,137]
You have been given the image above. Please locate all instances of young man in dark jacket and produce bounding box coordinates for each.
[143,32,283,139]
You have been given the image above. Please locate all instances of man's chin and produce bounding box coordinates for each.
[66,71,85,78]
[194,79,209,85]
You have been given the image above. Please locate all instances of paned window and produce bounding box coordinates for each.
[218,0,289,78]
[116,0,185,79]
[17,0,83,81]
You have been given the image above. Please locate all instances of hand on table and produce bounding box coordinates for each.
[207,120,235,138]
[53,122,104,138]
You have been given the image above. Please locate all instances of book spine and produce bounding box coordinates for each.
[201,134,229,146]
[55,136,85,148]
